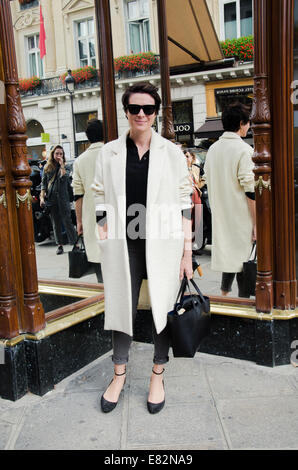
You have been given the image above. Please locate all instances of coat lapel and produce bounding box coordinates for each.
[109,132,128,198]
[147,129,166,205]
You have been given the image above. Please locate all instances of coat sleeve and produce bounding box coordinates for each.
[238,146,255,193]
[91,149,106,215]
[72,159,84,196]
[41,171,48,192]
[178,151,193,210]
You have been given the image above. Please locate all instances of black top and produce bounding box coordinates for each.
[126,136,149,243]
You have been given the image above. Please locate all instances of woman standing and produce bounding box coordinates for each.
[204,102,256,297]
[93,82,193,414]
[184,150,204,251]
[40,145,77,255]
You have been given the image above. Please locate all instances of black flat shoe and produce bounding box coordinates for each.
[56,245,64,255]
[100,369,126,413]
[147,367,165,415]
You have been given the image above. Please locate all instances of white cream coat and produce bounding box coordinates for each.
[72,142,104,263]
[92,129,192,336]
[204,132,255,273]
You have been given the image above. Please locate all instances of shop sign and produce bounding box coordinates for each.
[215,86,253,96]
[174,123,193,134]
[41,133,50,143]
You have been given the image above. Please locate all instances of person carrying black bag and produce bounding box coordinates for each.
[40,145,77,255]
[72,119,104,282]
[92,83,193,415]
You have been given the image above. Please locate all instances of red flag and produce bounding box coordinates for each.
[39,4,46,59]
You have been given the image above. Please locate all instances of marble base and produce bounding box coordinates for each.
[135,310,298,367]
[1,309,297,401]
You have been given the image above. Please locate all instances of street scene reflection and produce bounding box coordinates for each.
[11,0,256,298]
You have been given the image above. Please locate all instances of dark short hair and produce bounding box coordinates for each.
[85,119,103,143]
[122,82,161,114]
[221,102,250,132]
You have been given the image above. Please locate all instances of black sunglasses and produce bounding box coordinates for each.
[126,104,156,115]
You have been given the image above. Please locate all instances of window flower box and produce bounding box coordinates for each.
[220,35,254,62]
[114,52,159,76]
[59,66,99,85]
[19,76,41,93]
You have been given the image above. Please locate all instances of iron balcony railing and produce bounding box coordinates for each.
[20,66,160,99]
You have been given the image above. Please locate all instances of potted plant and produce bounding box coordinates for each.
[60,66,98,85]
[19,76,41,93]
[114,52,159,77]
[220,36,254,62]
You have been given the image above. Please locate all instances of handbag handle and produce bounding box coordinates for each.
[249,241,257,262]
[176,276,206,305]
[72,234,85,251]
[175,276,188,304]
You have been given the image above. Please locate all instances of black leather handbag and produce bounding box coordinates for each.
[68,236,94,278]
[167,277,211,358]
[242,242,257,297]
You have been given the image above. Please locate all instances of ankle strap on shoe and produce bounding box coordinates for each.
[152,367,165,375]
[114,369,126,376]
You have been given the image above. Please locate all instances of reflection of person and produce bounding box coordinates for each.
[204,102,256,297]
[184,150,202,249]
[72,119,104,282]
[38,149,47,178]
[184,150,205,196]
[40,145,77,255]
[92,82,192,414]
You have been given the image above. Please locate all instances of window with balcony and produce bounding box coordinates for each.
[27,34,44,77]
[20,0,39,11]
[76,19,96,67]
[220,0,253,40]
[125,0,151,53]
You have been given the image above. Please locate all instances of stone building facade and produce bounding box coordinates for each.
[10,0,253,160]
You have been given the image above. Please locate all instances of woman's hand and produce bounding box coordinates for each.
[98,222,108,241]
[180,251,193,280]
[252,224,257,242]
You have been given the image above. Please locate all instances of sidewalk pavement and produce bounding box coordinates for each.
[1,342,298,450]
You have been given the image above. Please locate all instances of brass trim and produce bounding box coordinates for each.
[2,302,298,346]
[255,176,271,196]
[16,189,32,210]
[38,282,104,299]
[0,190,7,208]
[0,335,25,347]
[26,300,105,341]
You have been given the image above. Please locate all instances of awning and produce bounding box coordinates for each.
[166,0,224,68]
[195,118,254,140]
[195,118,224,139]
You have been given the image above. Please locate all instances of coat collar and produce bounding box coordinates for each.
[219,131,242,140]
[89,141,104,149]
[109,129,166,203]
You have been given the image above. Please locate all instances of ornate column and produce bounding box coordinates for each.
[94,0,118,143]
[157,0,175,141]
[251,0,273,312]
[270,0,296,309]
[0,57,20,339]
[0,0,45,333]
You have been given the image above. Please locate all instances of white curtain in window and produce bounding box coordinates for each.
[224,2,237,39]
[129,22,142,53]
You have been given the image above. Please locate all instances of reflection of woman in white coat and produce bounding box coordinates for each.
[92,83,192,414]
[204,102,256,297]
